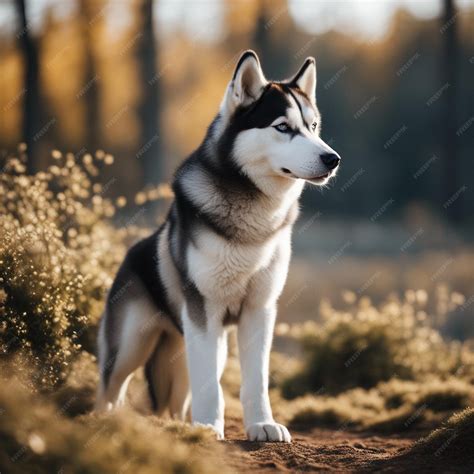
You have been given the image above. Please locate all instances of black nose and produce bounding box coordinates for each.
[320,152,340,170]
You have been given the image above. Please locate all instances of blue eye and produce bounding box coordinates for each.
[275,123,290,133]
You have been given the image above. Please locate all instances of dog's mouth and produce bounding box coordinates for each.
[307,171,332,183]
[280,168,335,184]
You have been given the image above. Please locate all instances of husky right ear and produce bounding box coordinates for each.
[229,50,267,110]
[289,57,316,105]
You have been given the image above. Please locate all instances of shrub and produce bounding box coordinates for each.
[0,150,153,387]
[280,294,471,398]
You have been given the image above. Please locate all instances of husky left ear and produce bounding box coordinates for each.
[230,50,267,108]
[289,57,316,103]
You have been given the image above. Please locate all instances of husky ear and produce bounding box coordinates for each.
[289,57,316,103]
[230,50,266,109]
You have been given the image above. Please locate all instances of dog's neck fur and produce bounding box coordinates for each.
[174,119,303,245]
[207,118,303,234]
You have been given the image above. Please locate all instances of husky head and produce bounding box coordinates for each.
[217,50,341,189]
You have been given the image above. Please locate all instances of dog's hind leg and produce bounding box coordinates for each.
[167,335,190,420]
[145,331,190,419]
[96,300,161,411]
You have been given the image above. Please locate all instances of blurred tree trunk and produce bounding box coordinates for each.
[254,1,277,77]
[136,0,163,186]
[79,0,100,153]
[253,0,291,78]
[15,0,41,172]
[441,0,460,222]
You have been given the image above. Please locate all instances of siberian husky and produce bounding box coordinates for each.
[96,50,341,442]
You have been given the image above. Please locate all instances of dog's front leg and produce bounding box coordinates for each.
[182,304,227,440]
[238,305,291,442]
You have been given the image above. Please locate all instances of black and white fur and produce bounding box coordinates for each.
[96,50,341,442]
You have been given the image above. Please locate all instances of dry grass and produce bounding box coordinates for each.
[413,408,474,458]
[368,408,474,470]
[0,373,228,474]
[280,376,474,433]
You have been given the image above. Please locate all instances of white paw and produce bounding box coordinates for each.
[194,422,224,440]
[246,422,291,443]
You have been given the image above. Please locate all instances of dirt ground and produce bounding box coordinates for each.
[221,416,471,473]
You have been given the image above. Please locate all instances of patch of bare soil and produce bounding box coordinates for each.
[222,416,473,473]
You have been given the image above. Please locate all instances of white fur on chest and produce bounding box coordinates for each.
[187,228,286,305]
